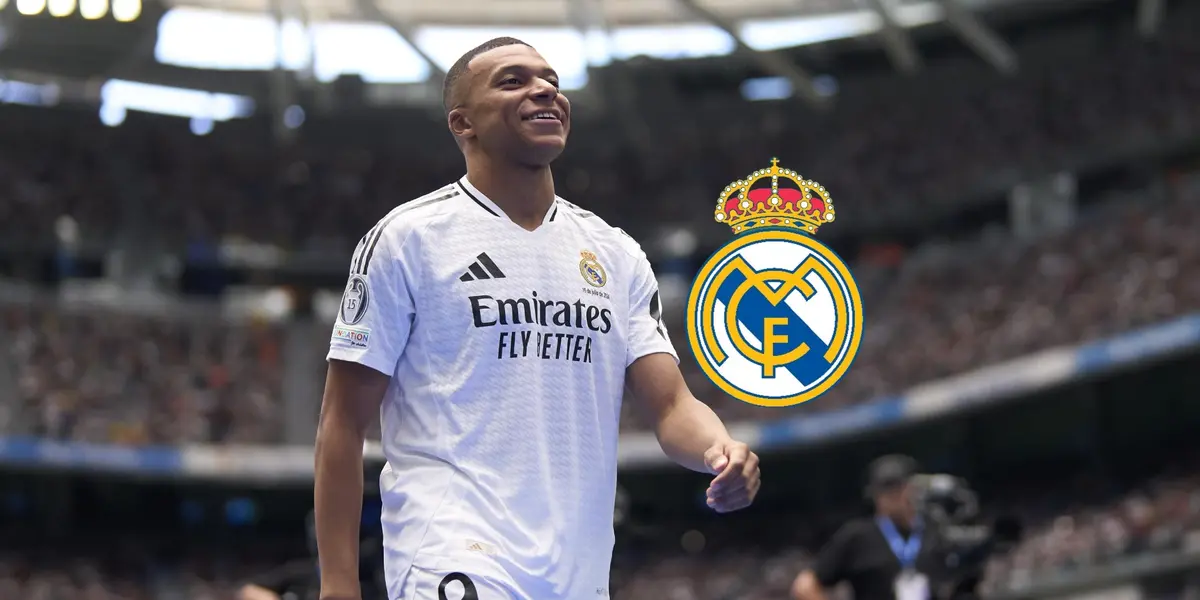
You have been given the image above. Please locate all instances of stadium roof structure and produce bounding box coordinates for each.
[160,0,898,25]
[0,0,1153,133]
[140,0,1031,107]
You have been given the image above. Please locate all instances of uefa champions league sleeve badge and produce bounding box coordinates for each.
[685,158,864,408]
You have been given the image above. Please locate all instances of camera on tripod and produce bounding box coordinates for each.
[910,473,1022,598]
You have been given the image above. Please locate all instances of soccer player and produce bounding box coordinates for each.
[314,37,761,600]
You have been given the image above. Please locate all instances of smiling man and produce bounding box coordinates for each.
[313,37,761,600]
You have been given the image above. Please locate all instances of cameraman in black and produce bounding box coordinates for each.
[791,455,948,600]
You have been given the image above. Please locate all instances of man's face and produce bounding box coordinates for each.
[896,481,916,516]
[454,44,571,166]
[880,481,917,522]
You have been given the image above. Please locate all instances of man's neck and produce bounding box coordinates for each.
[465,153,556,231]
[879,511,914,533]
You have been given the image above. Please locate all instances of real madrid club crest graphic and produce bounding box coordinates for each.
[686,158,863,408]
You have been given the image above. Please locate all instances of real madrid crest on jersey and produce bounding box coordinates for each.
[579,250,607,288]
[686,158,863,407]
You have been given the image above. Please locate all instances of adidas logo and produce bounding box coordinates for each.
[464,539,497,555]
[459,252,506,282]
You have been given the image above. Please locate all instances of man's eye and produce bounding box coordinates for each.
[502,77,521,85]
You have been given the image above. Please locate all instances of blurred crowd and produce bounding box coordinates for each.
[0,300,284,445]
[609,464,1200,600]
[2,461,1200,599]
[6,171,1196,445]
[0,551,151,600]
[644,21,1200,233]
[6,148,1200,445]
[0,545,285,600]
[629,174,1200,428]
[987,472,1200,594]
[0,14,1197,253]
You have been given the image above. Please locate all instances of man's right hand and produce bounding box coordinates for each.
[791,570,829,600]
[237,584,282,600]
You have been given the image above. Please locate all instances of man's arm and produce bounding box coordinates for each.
[621,237,759,513]
[314,359,390,600]
[792,523,855,600]
[316,225,415,600]
[626,353,731,473]
[626,353,761,512]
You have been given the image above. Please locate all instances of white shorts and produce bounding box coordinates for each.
[398,564,523,600]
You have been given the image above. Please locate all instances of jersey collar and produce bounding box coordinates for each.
[456,176,559,225]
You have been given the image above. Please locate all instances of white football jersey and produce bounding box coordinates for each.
[327,176,678,600]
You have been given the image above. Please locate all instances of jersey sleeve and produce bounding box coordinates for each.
[327,228,416,376]
[814,521,857,587]
[626,250,679,367]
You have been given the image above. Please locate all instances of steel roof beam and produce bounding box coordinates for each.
[564,0,659,161]
[268,0,299,142]
[565,0,615,114]
[1137,0,1164,38]
[355,0,446,81]
[863,0,922,73]
[936,0,1017,75]
[104,20,158,78]
[675,0,828,108]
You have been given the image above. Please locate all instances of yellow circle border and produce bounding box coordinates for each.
[685,228,864,408]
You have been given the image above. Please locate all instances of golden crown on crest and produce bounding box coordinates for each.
[713,158,836,235]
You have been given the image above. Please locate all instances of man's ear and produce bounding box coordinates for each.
[448,108,474,141]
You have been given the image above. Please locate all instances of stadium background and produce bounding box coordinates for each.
[2,0,1200,597]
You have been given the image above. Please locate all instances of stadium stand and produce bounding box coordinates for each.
[609,465,1200,599]
[9,157,1197,444]
[3,167,1196,444]
[1,297,284,445]
[683,172,1200,426]
[0,451,1198,598]
[0,13,1197,253]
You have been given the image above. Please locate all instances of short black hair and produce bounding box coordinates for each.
[442,36,533,114]
[866,454,918,496]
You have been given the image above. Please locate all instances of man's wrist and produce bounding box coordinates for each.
[319,592,362,600]
[319,580,362,600]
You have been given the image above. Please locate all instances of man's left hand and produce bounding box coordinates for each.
[703,440,761,513]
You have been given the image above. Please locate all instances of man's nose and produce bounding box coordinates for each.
[529,78,557,99]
